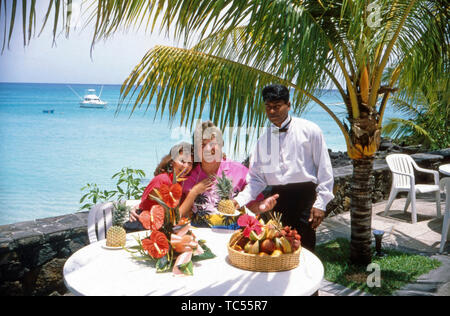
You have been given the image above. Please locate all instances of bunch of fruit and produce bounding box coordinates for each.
[230,218,301,257]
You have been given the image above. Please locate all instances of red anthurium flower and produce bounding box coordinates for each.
[139,205,165,231]
[159,183,183,208]
[139,211,152,230]
[237,214,263,238]
[142,231,169,259]
[150,205,165,231]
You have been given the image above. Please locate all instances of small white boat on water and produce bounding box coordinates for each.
[79,89,107,109]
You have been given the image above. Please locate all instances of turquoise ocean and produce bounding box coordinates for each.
[0,83,399,225]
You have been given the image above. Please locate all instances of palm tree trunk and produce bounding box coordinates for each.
[350,158,374,265]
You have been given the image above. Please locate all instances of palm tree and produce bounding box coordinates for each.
[382,75,449,151]
[2,0,447,265]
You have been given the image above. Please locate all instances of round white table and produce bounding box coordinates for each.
[63,228,324,296]
[439,164,450,176]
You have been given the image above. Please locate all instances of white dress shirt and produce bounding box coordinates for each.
[234,115,334,211]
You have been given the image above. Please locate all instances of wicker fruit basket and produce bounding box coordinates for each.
[227,244,301,272]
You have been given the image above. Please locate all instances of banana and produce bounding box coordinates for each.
[280,237,292,254]
[274,238,283,251]
[266,228,277,240]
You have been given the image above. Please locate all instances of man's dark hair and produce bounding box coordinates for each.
[262,84,290,103]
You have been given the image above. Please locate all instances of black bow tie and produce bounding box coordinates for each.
[275,118,292,133]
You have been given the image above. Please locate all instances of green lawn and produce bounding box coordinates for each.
[315,238,442,296]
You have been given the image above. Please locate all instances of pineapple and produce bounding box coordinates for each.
[106,202,129,247]
[215,171,236,215]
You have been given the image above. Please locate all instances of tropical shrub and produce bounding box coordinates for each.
[79,167,146,211]
[382,81,449,150]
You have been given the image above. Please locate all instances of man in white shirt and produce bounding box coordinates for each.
[233,84,334,252]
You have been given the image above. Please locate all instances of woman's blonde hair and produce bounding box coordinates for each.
[192,120,224,163]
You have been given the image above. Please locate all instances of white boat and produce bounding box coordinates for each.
[79,89,107,109]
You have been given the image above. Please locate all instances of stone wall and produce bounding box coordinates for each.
[326,161,392,217]
[0,151,448,296]
[0,213,88,296]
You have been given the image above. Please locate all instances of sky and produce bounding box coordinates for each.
[0,1,177,85]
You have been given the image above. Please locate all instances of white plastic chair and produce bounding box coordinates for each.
[384,154,441,224]
[439,178,450,253]
[87,200,140,243]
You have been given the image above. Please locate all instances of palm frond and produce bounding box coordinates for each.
[389,96,423,117]
[382,117,433,142]
[393,1,449,93]
[0,0,82,52]
[382,74,449,150]
[89,0,152,45]
[118,45,314,150]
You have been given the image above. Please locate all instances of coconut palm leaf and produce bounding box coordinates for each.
[382,118,433,141]
[0,0,76,52]
[118,44,320,149]
[106,0,442,138]
[382,71,449,150]
[388,1,449,101]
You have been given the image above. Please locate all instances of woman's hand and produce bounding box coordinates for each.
[192,177,215,195]
[129,205,140,222]
[179,177,215,218]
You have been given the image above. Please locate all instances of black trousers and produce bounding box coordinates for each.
[269,182,317,253]
[123,209,145,233]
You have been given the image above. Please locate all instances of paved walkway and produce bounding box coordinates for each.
[317,193,449,296]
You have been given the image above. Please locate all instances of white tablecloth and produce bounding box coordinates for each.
[63,228,324,296]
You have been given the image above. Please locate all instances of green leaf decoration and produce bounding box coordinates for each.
[148,193,169,210]
[192,241,216,262]
[156,255,172,273]
[178,260,194,276]
[172,171,177,184]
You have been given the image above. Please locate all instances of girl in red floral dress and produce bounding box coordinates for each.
[125,142,193,231]
[125,142,213,231]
